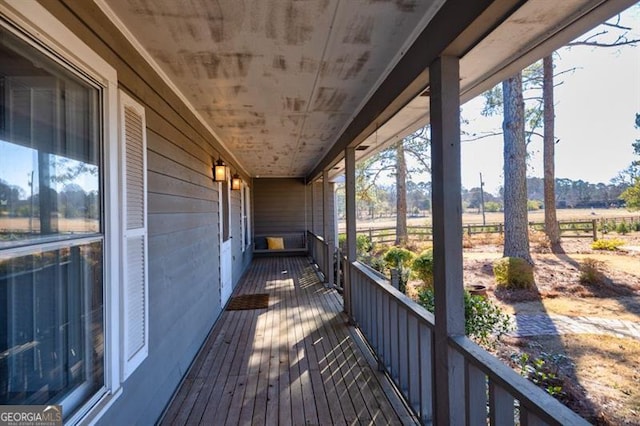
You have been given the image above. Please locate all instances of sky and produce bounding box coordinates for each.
[458,5,640,195]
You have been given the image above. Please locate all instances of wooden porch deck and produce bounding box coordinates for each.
[160,256,418,425]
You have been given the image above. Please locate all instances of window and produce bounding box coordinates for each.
[0,25,104,415]
[0,4,125,423]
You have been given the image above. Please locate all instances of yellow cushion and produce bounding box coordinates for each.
[266,237,284,250]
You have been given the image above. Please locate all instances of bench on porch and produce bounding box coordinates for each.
[253,232,308,256]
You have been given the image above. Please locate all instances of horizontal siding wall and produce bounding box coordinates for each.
[253,178,309,234]
[39,2,252,424]
[253,178,336,245]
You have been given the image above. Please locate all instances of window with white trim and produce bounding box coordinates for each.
[0,23,104,415]
[119,91,148,379]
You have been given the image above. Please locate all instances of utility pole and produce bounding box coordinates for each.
[479,172,486,225]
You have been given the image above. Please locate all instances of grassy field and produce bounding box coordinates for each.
[0,217,99,234]
[340,208,639,231]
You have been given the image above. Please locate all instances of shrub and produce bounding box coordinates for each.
[579,258,607,285]
[598,220,613,234]
[394,266,412,294]
[591,238,625,251]
[411,249,434,288]
[417,288,512,347]
[366,256,386,273]
[616,221,629,235]
[493,257,534,290]
[337,234,373,257]
[513,353,566,399]
[338,234,346,250]
[633,220,640,232]
[356,234,373,256]
[484,201,502,212]
[383,246,415,269]
[527,200,542,211]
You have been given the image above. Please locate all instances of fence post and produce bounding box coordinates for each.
[390,268,399,290]
[592,219,597,241]
[467,224,471,236]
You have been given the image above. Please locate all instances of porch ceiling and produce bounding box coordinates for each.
[99,0,634,180]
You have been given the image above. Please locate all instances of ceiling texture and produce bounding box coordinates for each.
[99,0,635,181]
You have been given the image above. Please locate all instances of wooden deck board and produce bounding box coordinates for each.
[159,257,418,425]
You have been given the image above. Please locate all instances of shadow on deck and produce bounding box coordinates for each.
[160,256,417,425]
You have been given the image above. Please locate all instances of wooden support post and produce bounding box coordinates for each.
[323,169,334,285]
[345,147,357,319]
[592,219,597,241]
[430,55,465,426]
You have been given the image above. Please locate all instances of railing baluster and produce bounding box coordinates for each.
[520,406,547,426]
[466,361,487,425]
[356,268,362,323]
[419,323,433,423]
[390,300,399,382]
[407,314,419,413]
[364,271,371,336]
[371,285,379,353]
[398,306,409,395]
[490,381,515,426]
[383,292,391,370]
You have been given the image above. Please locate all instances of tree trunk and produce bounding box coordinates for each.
[502,73,532,264]
[395,141,408,245]
[543,55,561,249]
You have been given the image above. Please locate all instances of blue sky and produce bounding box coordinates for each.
[459,5,640,194]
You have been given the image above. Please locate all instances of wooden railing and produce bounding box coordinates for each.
[307,232,328,281]
[348,262,434,423]
[345,261,590,426]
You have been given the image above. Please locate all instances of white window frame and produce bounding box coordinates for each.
[0,2,123,423]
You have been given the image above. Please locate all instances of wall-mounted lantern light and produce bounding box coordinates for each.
[231,173,242,190]
[213,158,227,182]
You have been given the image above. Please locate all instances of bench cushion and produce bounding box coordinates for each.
[266,237,285,250]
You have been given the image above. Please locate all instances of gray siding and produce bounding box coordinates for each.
[38,2,251,424]
[253,178,335,243]
[253,178,309,234]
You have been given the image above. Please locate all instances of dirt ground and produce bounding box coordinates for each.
[461,232,640,425]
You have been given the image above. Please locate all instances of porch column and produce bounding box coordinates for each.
[344,146,357,318]
[323,169,335,286]
[310,180,315,233]
[430,55,465,425]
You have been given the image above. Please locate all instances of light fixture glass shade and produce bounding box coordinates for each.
[213,158,226,182]
[231,173,242,190]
